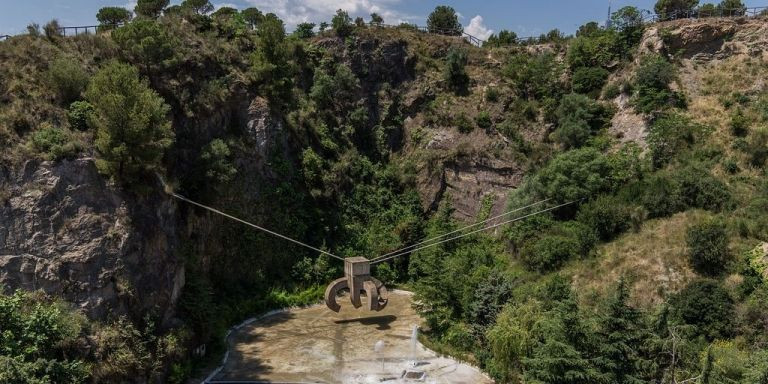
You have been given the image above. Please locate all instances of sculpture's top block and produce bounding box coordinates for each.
[345,257,370,276]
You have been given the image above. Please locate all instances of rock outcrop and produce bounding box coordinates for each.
[0,159,183,320]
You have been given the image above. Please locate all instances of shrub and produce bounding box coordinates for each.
[43,19,62,39]
[96,7,132,27]
[521,234,582,272]
[535,147,637,202]
[632,55,685,113]
[504,53,561,100]
[485,87,500,102]
[746,126,768,167]
[639,174,685,218]
[46,57,89,105]
[68,101,94,131]
[455,113,473,133]
[602,82,621,99]
[686,219,729,276]
[571,67,610,96]
[201,139,236,183]
[671,279,734,340]
[677,165,730,211]
[30,124,83,161]
[294,22,315,38]
[445,49,469,95]
[647,113,701,169]
[577,195,631,241]
[553,93,614,148]
[370,12,384,24]
[567,31,619,69]
[730,108,749,137]
[85,61,173,184]
[476,112,492,130]
[427,5,461,35]
[722,158,739,174]
[331,9,353,37]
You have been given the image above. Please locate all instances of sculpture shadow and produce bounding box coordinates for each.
[334,314,397,330]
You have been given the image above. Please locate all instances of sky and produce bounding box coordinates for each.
[1,0,766,38]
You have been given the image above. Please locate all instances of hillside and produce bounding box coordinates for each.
[2,4,768,383]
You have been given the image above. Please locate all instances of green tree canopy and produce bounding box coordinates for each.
[332,9,353,37]
[294,22,316,38]
[134,0,169,18]
[181,0,213,15]
[427,5,461,36]
[370,12,383,24]
[241,7,263,29]
[654,0,699,19]
[85,61,173,184]
[96,7,132,26]
[686,219,729,276]
[112,19,175,74]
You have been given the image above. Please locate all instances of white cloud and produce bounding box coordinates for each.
[244,0,415,29]
[464,15,493,40]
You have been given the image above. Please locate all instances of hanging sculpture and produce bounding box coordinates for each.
[324,257,389,312]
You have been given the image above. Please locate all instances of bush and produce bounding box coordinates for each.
[567,31,619,69]
[521,234,582,272]
[46,57,89,105]
[331,9,353,37]
[485,87,500,102]
[68,101,94,131]
[535,147,638,202]
[201,139,236,183]
[445,49,469,95]
[602,82,621,99]
[730,108,749,137]
[30,124,83,161]
[455,113,473,133]
[553,93,614,148]
[504,53,561,100]
[632,55,685,113]
[571,67,610,96]
[577,195,631,241]
[476,112,492,130]
[43,19,62,39]
[677,165,730,211]
[647,113,701,169]
[671,279,734,340]
[686,219,729,276]
[639,174,685,218]
[746,126,768,167]
[85,61,173,184]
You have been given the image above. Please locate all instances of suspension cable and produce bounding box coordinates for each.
[371,200,580,265]
[166,189,345,262]
[370,198,551,262]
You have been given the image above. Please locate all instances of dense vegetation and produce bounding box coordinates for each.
[1,0,767,383]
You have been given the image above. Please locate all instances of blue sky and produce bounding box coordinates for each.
[1,1,765,38]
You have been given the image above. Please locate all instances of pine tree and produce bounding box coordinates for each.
[596,278,651,384]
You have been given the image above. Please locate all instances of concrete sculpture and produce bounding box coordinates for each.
[324,257,389,312]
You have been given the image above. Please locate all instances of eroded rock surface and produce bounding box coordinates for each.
[0,159,182,320]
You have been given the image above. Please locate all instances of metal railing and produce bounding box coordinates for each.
[368,22,486,47]
[0,35,10,41]
[613,6,768,29]
[56,23,122,36]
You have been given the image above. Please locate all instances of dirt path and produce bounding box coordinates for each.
[210,291,493,384]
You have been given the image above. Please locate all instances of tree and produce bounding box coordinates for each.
[553,93,613,148]
[201,139,236,183]
[294,22,315,38]
[718,0,746,15]
[241,7,263,29]
[654,0,699,20]
[112,19,175,75]
[597,279,651,384]
[686,219,729,276]
[85,62,173,184]
[445,48,469,95]
[212,6,237,19]
[370,12,383,24]
[611,6,643,29]
[427,5,461,36]
[576,21,600,37]
[485,30,517,47]
[134,0,169,18]
[572,67,610,96]
[633,55,685,114]
[181,0,213,15]
[96,7,132,27]
[331,9,353,37]
[671,280,734,341]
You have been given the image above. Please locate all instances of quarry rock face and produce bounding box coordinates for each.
[0,159,183,321]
